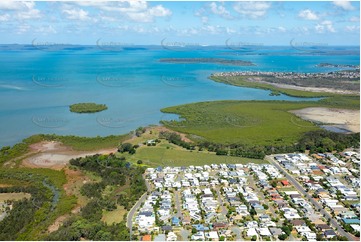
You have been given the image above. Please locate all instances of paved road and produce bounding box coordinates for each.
[215,188,228,216]
[266,155,356,241]
[127,175,151,239]
[248,175,277,219]
[174,190,183,219]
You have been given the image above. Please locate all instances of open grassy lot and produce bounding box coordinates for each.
[161,100,321,146]
[122,145,266,167]
[0,192,31,202]
[101,205,127,225]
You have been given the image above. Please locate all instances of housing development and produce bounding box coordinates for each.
[131,151,360,241]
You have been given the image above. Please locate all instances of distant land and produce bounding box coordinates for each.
[159,58,255,66]
[316,63,360,68]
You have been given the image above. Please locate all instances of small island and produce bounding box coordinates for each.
[69,102,108,113]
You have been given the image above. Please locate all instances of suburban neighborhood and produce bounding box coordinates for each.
[129,150,360,241]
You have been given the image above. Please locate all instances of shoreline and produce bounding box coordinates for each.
[211,70,360,97]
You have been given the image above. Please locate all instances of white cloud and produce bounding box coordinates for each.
[0,14,10,21]
[76,1,171,23]
[36,25,57,34]
[0,1,34,11]
[349,16,359,22]
[298,9,319,20]
[345,25,360,32]
[209,2,233,19]
[0,1,41,21]
[332,1,355,10]
[233,2,271,19]
[62,9,89,21]
[277,26,286,32]
[315,20,336,33]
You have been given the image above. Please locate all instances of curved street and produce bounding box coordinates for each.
[127,175,151,240]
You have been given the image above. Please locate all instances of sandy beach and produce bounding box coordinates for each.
[290,107,360,133]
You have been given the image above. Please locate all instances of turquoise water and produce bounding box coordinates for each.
[0,46,359,147]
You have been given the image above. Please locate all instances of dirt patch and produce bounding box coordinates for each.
[152,126,192,143]
[22,141,117,170]
[0,193,31,202]
[247,77,359,95]
[291,107,360,133]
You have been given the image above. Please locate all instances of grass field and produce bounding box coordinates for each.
[161,100,322,146]
[0,192,31,202]
[122,145,266,167]
[101,205,127,225]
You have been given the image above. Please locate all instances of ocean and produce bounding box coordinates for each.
[0,45,359,147]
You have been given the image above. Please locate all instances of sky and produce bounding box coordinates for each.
[0,1,359,45]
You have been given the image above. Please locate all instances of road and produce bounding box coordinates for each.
[127,175,151,240]
[248,174,277,219]
[174,190,183,219]
[265,155,356,241]
[215,188,228,216]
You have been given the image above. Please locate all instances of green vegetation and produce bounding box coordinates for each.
[0,135,44,165]
[161,100,320,145]
[0,168,77,240]
[69,102,108,113]
[122,145,265,167]
[160,100,360,158]
[210,74,359,98]
[47,154,146,240]
[210,75,332,97]
[42,134,129,151]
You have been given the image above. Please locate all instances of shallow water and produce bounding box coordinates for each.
[0,46,359,147]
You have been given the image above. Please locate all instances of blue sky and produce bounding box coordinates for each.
[0,1,359,45]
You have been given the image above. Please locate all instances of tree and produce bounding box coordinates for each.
[278,234,288,240]
[251,235,257,241]
[118,143,133,153]
[137,160,143,164]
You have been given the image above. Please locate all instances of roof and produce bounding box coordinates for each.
[281,180,289,185]
[316,224,331,230]
[162,225,172,231]
[153,234,166,241]
[342,218,360,224]
[324,230,337,236]
[291,219,306,226]
[142,235,151,241]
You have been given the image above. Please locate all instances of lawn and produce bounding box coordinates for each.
[102,205,127,225]
[124,145,266,167]
[161,100,321,146]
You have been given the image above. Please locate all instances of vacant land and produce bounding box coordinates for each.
[0,192,31,202]
[123,145,266,167]
[22,141,118,170]
[69,102,108,113]
[161,101,321,146]
[102,205,127,225]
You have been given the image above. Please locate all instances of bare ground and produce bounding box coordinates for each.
[22,141,117,170]
[247,77,359,95]
[290,107,360,133]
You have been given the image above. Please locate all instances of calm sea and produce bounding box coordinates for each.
[0,45,359,147]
